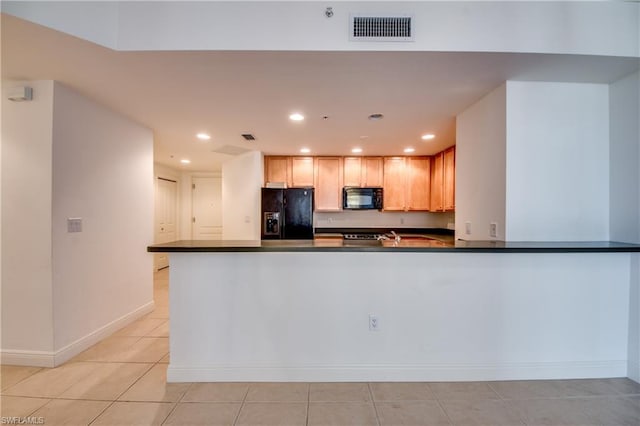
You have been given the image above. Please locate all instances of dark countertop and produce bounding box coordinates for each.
[148,238,640,253]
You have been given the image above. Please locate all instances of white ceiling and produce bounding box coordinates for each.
[3,14,639,172]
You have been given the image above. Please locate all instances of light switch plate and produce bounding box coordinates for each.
[67,218,82,233]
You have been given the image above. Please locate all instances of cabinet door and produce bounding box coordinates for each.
[406,157,431,211]
[343,157,362,187]
[443,147,455,211]
[362,157,383,187]
[314,157,343,211]
[383,157,406,211]
[291,157,314,187]
[430,153,444,211]
[264,156,290,187]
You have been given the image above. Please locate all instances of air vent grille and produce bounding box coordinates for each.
[350,15,413,41]
[241,133,256,141]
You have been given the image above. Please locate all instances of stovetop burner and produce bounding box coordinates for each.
[343,233,382,240]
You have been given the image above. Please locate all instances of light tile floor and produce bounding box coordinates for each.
[1,269,640,425]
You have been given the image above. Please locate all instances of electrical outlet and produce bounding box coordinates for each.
[490,222,498,238]
[369,314,380,331]
[465,221,471,235]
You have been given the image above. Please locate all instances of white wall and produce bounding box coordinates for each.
[608,70,640,382]
[610,71,640,244]
[5,1,638,57]
[222,151,263,240]
[51,82,154,356]
[1,1,119,48]
[1,80,154,366]
[315,211,454,230]
[169,251,630,382]
[505,81,610,241]
[455,83,506,241]
[1,81,55,355]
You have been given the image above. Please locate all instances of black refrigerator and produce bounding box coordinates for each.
[261,188,314,240]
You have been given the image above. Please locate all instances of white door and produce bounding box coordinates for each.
[192,177,222,240]
[154,177,177,270]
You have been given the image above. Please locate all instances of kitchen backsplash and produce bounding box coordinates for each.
[315,210,455,229]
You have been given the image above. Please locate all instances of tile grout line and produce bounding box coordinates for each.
[231,382,251,426]
[306,382,311,426]
[429,383,456,426]
[486,382,528,426]
[0,367,44,394]
[367,383,382,426]
[160,371,193,425]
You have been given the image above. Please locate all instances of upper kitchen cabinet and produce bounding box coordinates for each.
[443,146,455,211]
[430,146,456,212]
[383,157,406,211]
[343,157,362,187]
[430,153,444,211]
[291,157,314,187]
[406,157,431,211]
[344,157,384,187]
[264,156,291,187]
[362,157,384,187]
[314,157,343,211]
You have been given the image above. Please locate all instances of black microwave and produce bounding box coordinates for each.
[343,187,383,210]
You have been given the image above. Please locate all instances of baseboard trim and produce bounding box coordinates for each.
[167,360,628,383]
[0,350,57,368]
[1,301,155,367]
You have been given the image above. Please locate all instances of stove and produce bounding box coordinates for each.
[343,233,383,240]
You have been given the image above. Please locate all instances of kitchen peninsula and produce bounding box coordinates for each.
[148,239,640,383]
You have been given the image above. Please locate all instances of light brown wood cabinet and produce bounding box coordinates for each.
[343,157,383,187]
[291,157,314,187]
[430,153,444,211]
[362,157,384,187]
[382,157,406,211]
[443,147,455,211]
[406,157,431,211]
[265,153,447,212]
[383,157,432,211]
[430,146,455,212]
[314,157,343,211]
[343,157,362,187]
[264,156,291,187]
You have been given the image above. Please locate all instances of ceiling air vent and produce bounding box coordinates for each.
[241,133,256,141]
[350,15,413,42]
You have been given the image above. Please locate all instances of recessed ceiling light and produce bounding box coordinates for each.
[180,159,191,164]
[368,113,384,121]
[300,148,311,154]
[289,113,305,121]
[352,148,363,154]
[404,148,415,153]
[196,133,211,140]
[421,134,435,140]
